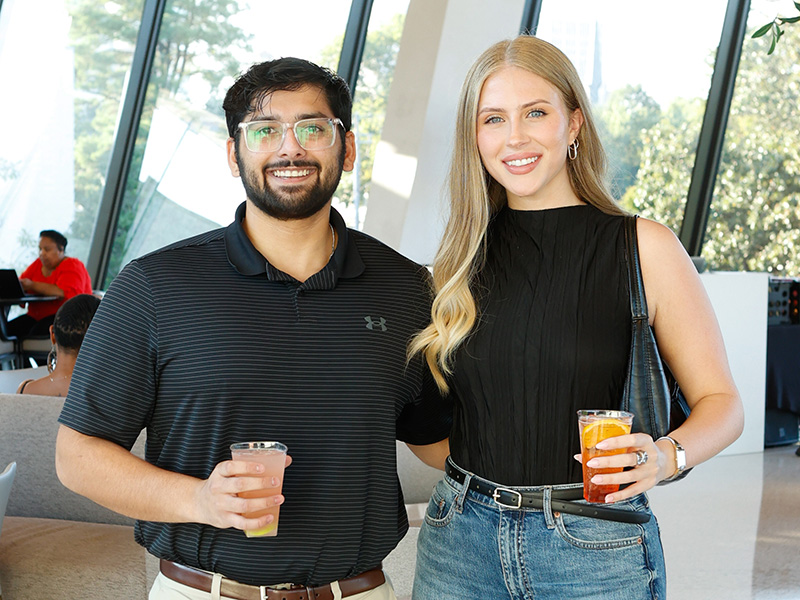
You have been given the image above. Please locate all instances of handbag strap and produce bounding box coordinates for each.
[622,215,693,481]
[623,215,648,322]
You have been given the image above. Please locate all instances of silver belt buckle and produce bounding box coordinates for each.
[492,487,522,509]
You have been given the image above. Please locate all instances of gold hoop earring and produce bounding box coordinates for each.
[567,139,579,161]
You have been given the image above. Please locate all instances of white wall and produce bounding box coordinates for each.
[699,271,769,456]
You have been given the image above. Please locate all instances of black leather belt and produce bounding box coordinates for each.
[445,459,650,524]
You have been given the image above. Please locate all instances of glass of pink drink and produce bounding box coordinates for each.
[230,441,287,537]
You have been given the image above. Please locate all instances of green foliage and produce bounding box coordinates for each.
[623,33,800,274]
[67,0,141,99]
[703,33,800,274]
[621,98,703,234]
[151,0,252,97]
[596,85,662,198]
[321,14,406,216]
[752,1,800,54]
[66,0,251,283]
[65,0,142,247]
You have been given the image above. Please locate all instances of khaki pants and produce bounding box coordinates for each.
[149,571,397,600]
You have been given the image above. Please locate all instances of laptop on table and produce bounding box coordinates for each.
[0,269,41,302]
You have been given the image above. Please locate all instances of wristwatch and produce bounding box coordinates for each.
[657,436,687,483]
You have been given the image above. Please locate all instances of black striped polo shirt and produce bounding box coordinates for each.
[59,202,451,586]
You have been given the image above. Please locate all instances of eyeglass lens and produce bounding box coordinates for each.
[243,118,337,152]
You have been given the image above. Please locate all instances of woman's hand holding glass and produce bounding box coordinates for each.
[577,433,671,503]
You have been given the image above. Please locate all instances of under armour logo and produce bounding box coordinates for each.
[364,316,387,331]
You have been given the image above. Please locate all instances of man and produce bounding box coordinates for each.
[56,58,451,600]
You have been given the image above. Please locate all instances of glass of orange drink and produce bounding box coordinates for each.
[577,410,633,503]
[230,441,288,537]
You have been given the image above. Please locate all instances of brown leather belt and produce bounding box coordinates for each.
[159,559,385,600]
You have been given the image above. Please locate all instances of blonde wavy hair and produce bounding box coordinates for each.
[409,35,627,393]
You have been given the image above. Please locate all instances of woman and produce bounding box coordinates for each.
[16,294,100,397]
[7,230,92,338]
[409,36,744,599]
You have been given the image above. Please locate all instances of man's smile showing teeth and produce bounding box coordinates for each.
[505,156,538,167]
[271,168,313,178]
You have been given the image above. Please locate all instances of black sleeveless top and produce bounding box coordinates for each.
[448,204,632,485]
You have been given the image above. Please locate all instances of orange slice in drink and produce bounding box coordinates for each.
[581,418,631,449]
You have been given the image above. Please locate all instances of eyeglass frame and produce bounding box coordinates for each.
[236,117,345,153]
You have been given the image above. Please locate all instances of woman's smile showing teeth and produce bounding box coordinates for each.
[501,154,540,174]
[504,156,539,167]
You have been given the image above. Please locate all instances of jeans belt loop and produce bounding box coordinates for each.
[259,586,268,600]
[542,486,556,528]
[456,472,471,513]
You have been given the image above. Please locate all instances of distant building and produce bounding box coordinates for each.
[537,19,604,105]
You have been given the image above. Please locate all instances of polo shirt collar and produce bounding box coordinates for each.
[224,202,365,283]
[331,205,365,279]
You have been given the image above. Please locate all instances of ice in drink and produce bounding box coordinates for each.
[577,410,633,503]
[230,441,287,537]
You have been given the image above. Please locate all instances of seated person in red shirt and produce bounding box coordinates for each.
[7,229,92,338]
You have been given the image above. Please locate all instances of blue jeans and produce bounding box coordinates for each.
[412,462,666,600]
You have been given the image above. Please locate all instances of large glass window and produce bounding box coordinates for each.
[104,0,353,283]
[327,1,410,230]
[536,0,729,234]
[0,0,139,273]
[704,0,800,274]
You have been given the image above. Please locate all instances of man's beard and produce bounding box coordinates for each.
[237,149,345,221]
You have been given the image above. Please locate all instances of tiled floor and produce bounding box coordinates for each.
[649,443,800,599]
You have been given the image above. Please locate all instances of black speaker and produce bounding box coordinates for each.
[764,408,800,447]
[768,278,799,325]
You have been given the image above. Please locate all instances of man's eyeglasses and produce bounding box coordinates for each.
[237,118,343,152]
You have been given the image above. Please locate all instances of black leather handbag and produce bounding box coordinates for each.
[620,215,692,480]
